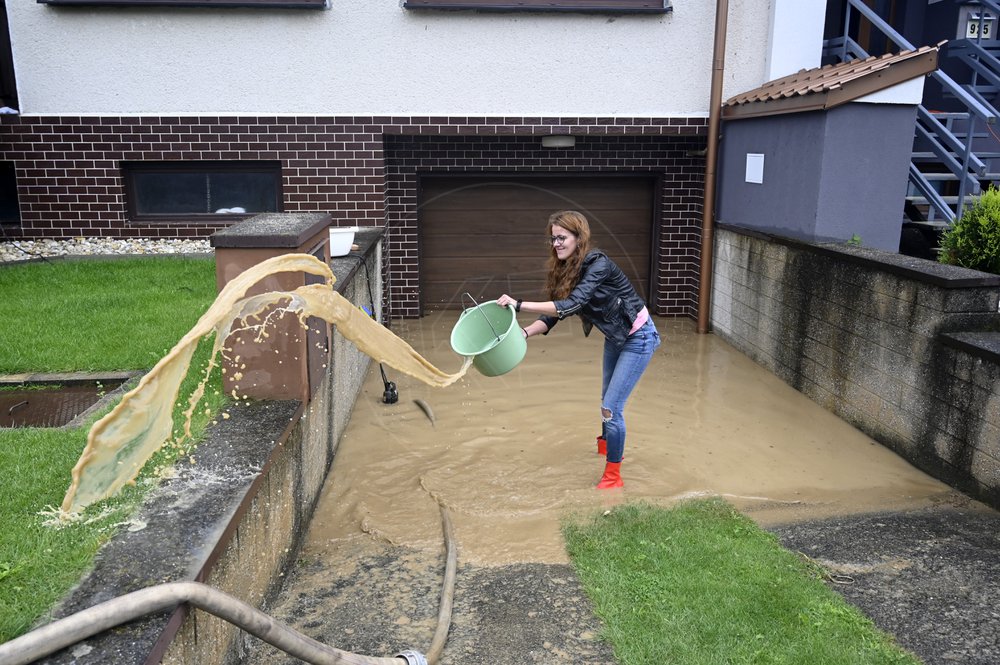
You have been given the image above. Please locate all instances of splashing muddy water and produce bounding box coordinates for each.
[60,254,470,515]
[304,314,957,567]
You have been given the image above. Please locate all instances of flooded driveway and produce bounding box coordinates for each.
[306,314,954,567]
[248,314,983,665]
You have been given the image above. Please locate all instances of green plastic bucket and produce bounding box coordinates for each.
[450,299,527,377]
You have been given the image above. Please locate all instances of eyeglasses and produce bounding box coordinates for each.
[549,235,571,245]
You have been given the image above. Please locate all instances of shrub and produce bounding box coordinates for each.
[938,186,1000,274]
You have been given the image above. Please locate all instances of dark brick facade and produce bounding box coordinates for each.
[0,115,707,317]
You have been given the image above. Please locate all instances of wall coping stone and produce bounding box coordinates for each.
[210,213,332,249]
[330,227,383,294]
[940,332,1000,363]
[718,223,1000,288]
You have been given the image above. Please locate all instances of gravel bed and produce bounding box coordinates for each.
[0,237,213,263]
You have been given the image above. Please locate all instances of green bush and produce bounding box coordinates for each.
[939,186,1000,274]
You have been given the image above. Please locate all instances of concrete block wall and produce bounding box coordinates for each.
[329,237,381,459]
[711,224,1000,508]
[43,237,383,665]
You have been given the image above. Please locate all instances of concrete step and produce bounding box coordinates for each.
[906,195,977,204]
[904,220,952,229]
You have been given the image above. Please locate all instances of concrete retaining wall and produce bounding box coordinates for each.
[42,234,383,665]
[711,224,1000,508]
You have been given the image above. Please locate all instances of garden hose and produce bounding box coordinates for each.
[0,504,458,665]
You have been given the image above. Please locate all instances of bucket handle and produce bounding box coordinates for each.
[460,292,502,343]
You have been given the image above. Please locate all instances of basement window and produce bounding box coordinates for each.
[37,0,326,8]
[403,0,671,11]
[123,161,283,223]
[0,162,20,225]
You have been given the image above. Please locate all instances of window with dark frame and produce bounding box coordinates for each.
[0,162,20,225]
[123,162,283,223]
[402,0,670,12]
[37,0,326,8]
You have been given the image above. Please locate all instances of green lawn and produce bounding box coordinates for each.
[564,499,921,665]
[0,256,224,642]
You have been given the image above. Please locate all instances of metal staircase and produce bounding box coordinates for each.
[825,0,1000,236]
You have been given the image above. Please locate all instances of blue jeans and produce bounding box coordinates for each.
[601,320,660,463]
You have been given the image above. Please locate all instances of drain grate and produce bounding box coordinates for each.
[1,381,125,428]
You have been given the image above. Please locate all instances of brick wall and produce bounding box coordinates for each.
[0,115,707,317]
[383,133,707,317]
[711,224,1000,508]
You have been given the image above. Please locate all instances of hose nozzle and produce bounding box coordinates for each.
[395,649,428,665]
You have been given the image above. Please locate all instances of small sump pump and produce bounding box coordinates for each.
[381,366,398,404]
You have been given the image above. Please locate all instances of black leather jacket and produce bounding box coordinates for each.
[538,250,647,347]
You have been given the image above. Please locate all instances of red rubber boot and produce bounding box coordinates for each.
[596,436,607,456]
[596,461,623,489]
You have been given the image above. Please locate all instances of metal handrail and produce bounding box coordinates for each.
[950,39,1000,90]
[826,0,1000,222]
[974,0,1000,19]
[916,106,987,177]
[842,0,996,121]
[908,163,955,223]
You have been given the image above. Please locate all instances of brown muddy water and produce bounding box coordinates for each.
[303,314,954,568]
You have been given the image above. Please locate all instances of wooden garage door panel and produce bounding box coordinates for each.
[424,210,651,236]
[424,181,649,210]
[420,176,653,310]
[423,256,548,280]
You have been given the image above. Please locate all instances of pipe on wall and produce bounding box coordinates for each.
[697,0,729,334]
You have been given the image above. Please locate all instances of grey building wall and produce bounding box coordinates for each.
[717,103,917,252]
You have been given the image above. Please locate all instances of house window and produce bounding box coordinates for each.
[403,0,670,12]
[0,162,19,225]
[37,0,326,8]
[123,162,282,223]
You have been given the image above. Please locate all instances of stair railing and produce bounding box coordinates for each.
[824,0,1000,223]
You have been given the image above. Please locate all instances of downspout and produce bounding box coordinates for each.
[697,0,729,334]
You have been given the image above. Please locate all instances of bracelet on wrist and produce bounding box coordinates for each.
[515,299,523,312]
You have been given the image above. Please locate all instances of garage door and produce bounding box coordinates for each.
[420,175,654,310]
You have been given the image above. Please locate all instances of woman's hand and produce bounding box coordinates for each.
[496,294,517,309]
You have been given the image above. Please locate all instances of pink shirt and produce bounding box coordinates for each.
[629,306,649,335]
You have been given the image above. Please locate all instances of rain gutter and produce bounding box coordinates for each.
[697,0,728,334]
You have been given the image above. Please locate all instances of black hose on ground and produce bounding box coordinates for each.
[0,504,459,665]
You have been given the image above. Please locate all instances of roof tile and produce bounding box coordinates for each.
[723,45,940,120]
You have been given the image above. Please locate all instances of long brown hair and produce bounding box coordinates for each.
[545,210,593,300]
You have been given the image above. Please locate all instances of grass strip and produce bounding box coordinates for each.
[0,257,218,374]
[0,257,225,642]
[563,499,921,665]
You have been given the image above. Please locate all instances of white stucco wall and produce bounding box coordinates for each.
[8,1,782,117]
[765,0,825,80]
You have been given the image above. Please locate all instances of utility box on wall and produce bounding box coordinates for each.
[716,47,938,253]
[211,212,332,402]
[716,102,917,252]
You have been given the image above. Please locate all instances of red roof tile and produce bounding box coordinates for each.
[723,44,940,120]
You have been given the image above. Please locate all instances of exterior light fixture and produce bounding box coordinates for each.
[541,135,576,148]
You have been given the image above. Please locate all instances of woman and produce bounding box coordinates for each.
[497,210,660,489]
